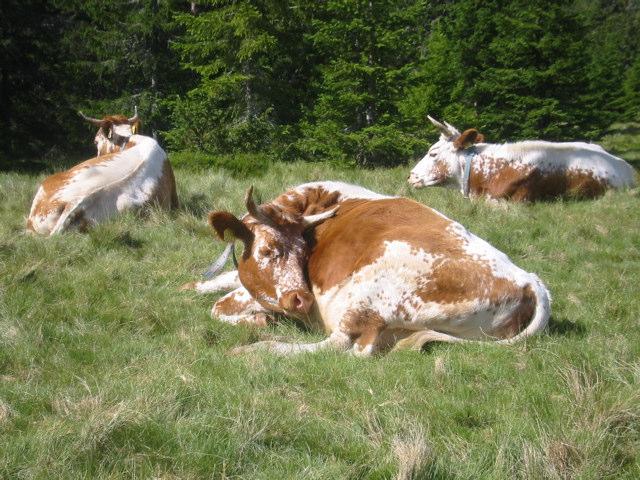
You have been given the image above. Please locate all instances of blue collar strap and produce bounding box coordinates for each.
[462,150,475,198]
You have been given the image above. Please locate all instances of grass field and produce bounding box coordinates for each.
[1,138,639,478]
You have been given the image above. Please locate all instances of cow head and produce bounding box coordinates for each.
[79,107,141,156]
[408,116,485,188]
[207,187,336,318]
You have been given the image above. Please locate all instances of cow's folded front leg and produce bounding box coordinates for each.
[180,270,241,294]
[212,287,270,327]
[229,331,352,356]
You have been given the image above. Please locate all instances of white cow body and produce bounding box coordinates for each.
[27,135,176,235]
[408,117,636,200]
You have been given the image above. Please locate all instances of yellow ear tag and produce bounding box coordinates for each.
[131,124,137,134]
[222,229,236,242]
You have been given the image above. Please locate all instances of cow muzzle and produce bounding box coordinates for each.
[279,290,315,315]
[407,174,424,188]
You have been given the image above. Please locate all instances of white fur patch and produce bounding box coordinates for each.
[292,181,393,201]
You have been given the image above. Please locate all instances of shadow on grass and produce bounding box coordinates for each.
[547,316,587,338]
[179,192,210,217]
[90,230,144,251]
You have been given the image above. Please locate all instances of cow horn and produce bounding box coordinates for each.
[78,111,104,126]
[245,186,274,226]
[444,121,460,137]
[302,207,338,229]
[128,105,139,124]
[427,115,458,138]
[202,242,234,279]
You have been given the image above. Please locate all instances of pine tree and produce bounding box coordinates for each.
[167,0,310,155]
[405,0,599,142]
[298,0,430,166]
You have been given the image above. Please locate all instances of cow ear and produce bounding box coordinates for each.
[208,211,253,245]
[453,129,483,150]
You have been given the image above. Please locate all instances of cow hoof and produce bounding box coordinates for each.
[228,341,275,355]
[238,313,269,327]
[179,281,197,291]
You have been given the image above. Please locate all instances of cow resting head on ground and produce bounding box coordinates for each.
[208,187,336,318]
[79,107,141,156]
[206,183,551,356]
[408,116,636,201]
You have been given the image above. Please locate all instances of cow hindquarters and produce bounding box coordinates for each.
[496,274,550,344]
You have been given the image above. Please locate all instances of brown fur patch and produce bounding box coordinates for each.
[208,212,253,245]
[28,152,120,226]
[341,308,385,349]
[468,158,609,201]
[148,160,179,209]
[213,291,270,327]
[308,197,535,340]
[496,285,536,338]
[308,198,458,294]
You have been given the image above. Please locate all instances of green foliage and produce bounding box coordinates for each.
[403,0,607,142]
[2,0,640,170]
[169,1,310,158]
[169,150,271,177]
[297,0,430,166]
[623,57,640,120]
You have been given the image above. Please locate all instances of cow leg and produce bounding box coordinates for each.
[180,270,241,294]
[212,286,270,327]
[391,329,465,352]
[229,331,352,356]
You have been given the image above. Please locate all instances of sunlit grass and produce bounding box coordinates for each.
[0,158,638,478]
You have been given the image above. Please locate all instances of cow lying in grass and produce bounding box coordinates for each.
[26,109,178,235]
[191,181,551,356]
[408,116,636,201]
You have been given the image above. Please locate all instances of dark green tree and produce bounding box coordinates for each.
[298,0,430,166]
[403,0,600,142]
[167,0,311,156]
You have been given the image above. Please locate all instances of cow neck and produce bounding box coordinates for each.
[460,147,477,198]
[113,133,131,152]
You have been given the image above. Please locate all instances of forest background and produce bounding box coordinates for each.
[1,0,640,172]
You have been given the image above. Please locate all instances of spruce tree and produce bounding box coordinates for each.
[298,0,430,166]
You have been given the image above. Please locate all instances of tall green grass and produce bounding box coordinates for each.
[0,157,638,478]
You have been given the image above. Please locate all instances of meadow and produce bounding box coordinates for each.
[1,134,639,478]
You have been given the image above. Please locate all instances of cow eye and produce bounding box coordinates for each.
[259,247,281,259]
[430,152,437,157]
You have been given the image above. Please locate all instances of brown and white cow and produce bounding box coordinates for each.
[198,181,551,356]
[26,109,178,235]
[407,116,637,201]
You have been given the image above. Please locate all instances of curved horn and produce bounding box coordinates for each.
[244,186,274,225]
[302,207,338,229]
[427,115,447,132]
[427,115,458,139]
[443,121,460,137]
[128,105,139,124]
[202,242,234,279]
[78,111,104,127]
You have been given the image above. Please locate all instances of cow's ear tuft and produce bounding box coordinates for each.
[208,211,253,245]
[453,129,483,150]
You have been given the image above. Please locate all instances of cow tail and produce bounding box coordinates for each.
[497,274,551,345]
[50,201,86,235]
